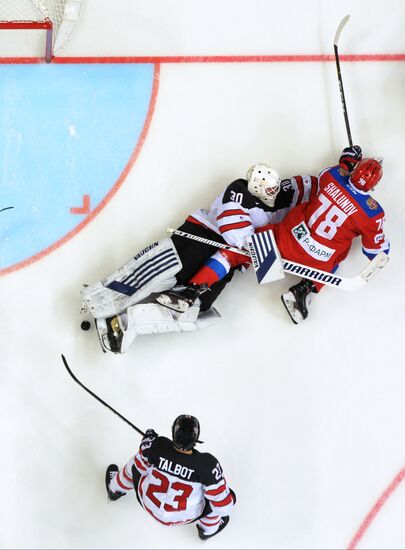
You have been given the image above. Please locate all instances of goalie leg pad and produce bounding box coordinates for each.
[117,303,222,354]
[81,238,182,318]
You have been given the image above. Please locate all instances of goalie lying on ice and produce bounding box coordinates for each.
[81,162,318,353]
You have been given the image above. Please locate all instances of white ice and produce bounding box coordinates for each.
[1,1,405,548]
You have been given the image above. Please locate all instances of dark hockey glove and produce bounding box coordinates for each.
[144,429,158,440]
[339,145,362,172]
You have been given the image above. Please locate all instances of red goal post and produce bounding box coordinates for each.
[0,1,81,63]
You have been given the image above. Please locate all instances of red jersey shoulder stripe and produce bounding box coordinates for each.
[205,483,227,496]
[123,466,133,483]
[219,221,251,233]
[186,215,205,226]
[135,455,148,472]
[217,208,248,220]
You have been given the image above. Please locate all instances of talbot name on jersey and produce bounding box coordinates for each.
[158,457,195,480]
[134,242,159,261]
[324,182,358,216]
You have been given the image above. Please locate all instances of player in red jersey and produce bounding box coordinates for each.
[105,415,236,541]
[259,148,390,323]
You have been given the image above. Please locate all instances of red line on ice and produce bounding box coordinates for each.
[0,63,161,277]
[348,466,405,549]
[1,53,405,64]
[56,53,405,64]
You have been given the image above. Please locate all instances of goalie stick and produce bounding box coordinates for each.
[334,15,353,147]
[167,227,389,291]
[61,354,145,436]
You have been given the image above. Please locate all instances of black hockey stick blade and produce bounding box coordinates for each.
[61,354,145,436]
[0,206,14,213]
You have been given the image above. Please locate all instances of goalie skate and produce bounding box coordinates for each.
[95,317,123,354]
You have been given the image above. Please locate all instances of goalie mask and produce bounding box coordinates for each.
[246,164,281,206]
[349,157,383,193]
[172,414,200,451]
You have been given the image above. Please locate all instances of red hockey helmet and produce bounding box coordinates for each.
[350,158,383,192]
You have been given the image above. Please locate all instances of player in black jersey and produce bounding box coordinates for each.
[105,415,236,540]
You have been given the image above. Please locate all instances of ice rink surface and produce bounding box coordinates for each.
[1,1,405,548]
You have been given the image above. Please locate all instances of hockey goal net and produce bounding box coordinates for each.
[0,0,81,62]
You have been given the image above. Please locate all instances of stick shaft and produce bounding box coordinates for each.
[168,227,250,256]
[61,354,145,436]
[333,15,353,147]
[334,44,353,147]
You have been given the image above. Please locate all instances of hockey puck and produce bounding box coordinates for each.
[81,320,91,331]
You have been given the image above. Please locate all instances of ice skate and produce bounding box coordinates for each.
[281,279,315,324]
[197,516,230,541]
[95,316,123,353]
[156,284,208,313]
[106,316,123,353]
[105,464,125,502]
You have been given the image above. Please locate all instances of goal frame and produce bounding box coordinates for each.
[0,18,54,63]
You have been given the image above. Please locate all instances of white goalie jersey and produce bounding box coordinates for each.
[188,176,318,249]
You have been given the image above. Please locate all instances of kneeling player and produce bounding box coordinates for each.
[105,415,236,540]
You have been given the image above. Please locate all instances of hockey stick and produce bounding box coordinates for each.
[334,15,353,147]
[0,206,14,213]
[167,227,389,291]
[168,227,250,257]
[61,354,204,444]
[61,354,145,436]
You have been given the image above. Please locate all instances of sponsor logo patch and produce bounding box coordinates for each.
[292,223,308,241]
[292,222,335,262]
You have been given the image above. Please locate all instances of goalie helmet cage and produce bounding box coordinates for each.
[0,0,81,63]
